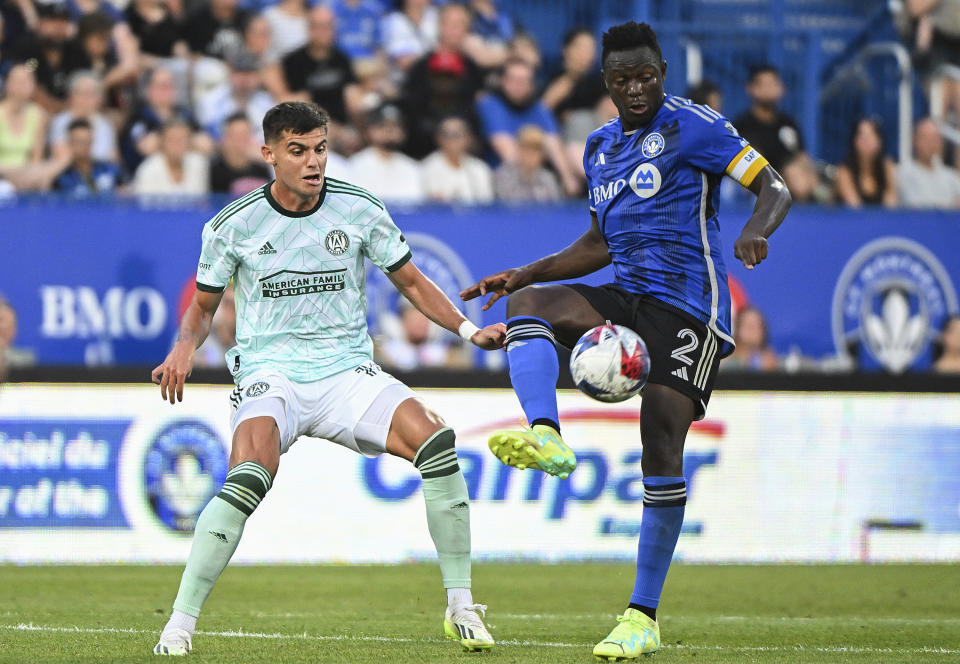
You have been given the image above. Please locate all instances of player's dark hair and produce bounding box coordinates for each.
[563,26,593,49]
[262,101,329,144]
[844,117,888,204]
[748,64,780,83]
[67,117,92,132]
[601,21,662,67]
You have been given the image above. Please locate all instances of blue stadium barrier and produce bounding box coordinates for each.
[1,198,956,373]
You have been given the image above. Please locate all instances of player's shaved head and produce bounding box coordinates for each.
[601,21,662,68]
[263,101,330,145]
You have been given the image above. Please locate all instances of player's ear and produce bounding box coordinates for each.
[261,144,276,166]
[661,60,667,80]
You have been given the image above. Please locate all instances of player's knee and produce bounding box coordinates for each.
[231,415,281,476]
[505,285,551,318]
[641,438,684,476]
[412,427,462,478]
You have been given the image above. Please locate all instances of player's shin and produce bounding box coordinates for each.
[414,428,471,598]
[170,461,274,621]
[629,477,686,619]
[505,316,560,432]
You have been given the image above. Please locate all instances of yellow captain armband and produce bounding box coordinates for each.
[725,145,769,187]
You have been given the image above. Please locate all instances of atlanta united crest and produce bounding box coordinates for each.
[832,237,958,372]
[641,132,665,158]
[325,229,349,256]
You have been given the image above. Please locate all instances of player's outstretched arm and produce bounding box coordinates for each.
[388,261,507,350]
[151,289,223,404]
[735,165,792,270]
[460,211,611,311]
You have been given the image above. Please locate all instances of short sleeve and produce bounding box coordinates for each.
[685,115,769,187]
[476,96,511,138]
[583,141,597,211]
[363,208,412,273]
[533,103,559,134]
[196,223,239,292]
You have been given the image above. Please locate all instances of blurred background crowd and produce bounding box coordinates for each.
[0,0,958,207]
[1,0,959,378]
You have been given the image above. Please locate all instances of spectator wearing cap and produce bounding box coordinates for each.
[262,0,310,64]
[401,2,484,157]
[209,113,271,195]
[10,1,83,112]
[493,124,561,202]
[183,0,250,61]
[265,6,361,126]
[329,0,384,62]
[421,115,493,204]
[898,118,960,209]
[477,58,580,196]
[52,117,120,195]
[124,0,186,61]
[197,49,274,141]
[133,118,209,196]
[49,71,119,165]
[121,66,203,173]
[349,103,426,203]
[381,0,438,79]
[541,27,606,175]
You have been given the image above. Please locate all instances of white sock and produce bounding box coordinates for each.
[166,609,197,634]
[447,587,473,610]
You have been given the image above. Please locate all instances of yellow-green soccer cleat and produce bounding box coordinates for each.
[153,627,192,656]
[593,608,660,661]
[443,603,494,652]
[488,424,577,478]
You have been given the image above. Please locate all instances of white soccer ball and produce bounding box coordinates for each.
[569,324,650,403]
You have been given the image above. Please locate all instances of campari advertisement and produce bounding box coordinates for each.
[1,385,958,564]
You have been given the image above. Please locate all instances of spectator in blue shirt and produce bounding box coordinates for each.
[52,118,120,195]
[476,57,580,196]
[329,0,383,61]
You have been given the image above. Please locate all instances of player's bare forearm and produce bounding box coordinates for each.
[151,289,222,403]
[460,213,610,310]
[523,213,611,283]
[735,165,791,269]
[390,261,505,349]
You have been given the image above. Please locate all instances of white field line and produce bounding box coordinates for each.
[2,622,959,655]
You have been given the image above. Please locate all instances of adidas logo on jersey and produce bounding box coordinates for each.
[671,367,689,381]
[594,152,605,166]
[258,241,277,255]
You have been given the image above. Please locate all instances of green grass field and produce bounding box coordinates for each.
[1,563,958,663]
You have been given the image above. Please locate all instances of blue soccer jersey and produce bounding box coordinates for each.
[583,94,769,351]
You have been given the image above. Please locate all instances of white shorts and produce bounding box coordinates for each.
[229,361,418,457]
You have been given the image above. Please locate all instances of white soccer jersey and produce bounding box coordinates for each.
[196,178,412,383]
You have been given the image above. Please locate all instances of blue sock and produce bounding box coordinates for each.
[505,316,560,431]
[630,476,686,612]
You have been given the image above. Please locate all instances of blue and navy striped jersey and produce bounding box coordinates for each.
[584,94,769,352]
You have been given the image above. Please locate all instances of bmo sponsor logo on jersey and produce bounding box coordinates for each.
[40,286,168,340]
[591,178,627,205]
[629,163,662,198]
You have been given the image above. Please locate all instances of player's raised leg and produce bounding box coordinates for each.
[154,415,281,656]
[385,398,493,652]
[594,384,693,660]
[488,284,604,478]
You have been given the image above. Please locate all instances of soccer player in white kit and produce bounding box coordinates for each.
[151,102,505,656]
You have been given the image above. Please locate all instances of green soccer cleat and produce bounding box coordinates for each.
[592,608,660,661]
[443,603,494,652]
[487,425,577,478]
[153,627,192,656]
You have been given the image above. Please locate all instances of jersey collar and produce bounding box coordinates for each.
[264,179,327,217]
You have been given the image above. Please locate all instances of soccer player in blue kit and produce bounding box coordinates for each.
[461,22,791,659]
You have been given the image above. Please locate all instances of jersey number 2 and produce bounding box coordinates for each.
[671,329,699,366]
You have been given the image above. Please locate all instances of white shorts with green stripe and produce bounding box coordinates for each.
[230,360,417,457]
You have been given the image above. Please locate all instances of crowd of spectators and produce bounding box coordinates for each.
[1,0,959,208]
